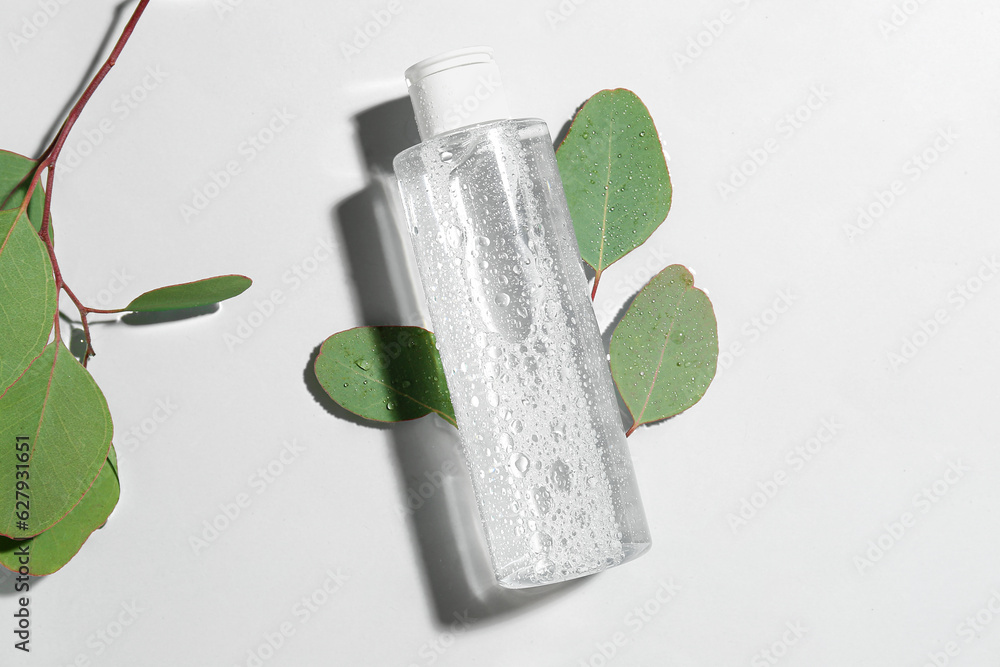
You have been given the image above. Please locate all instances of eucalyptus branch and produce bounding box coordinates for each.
[18,0,151,366]
[0,0,253,573]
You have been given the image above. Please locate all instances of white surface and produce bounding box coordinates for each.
[1,1,998,665]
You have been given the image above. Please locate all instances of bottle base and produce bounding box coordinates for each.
[496,541,652,590]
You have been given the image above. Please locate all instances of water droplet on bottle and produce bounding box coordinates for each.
[508,453,529,476]
[529,531,553,553]
[476,235,490,247]
[534,558,555,578]
[509,419,524,434]
[547,458,572,492]
[530,486,552,515]
[440,150,453,162]
[471,396,480,407]
[494,293,510,306]
[487,391,499,407]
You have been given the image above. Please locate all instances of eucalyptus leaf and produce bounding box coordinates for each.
[0,150,44,233]
[0,208,56,393]
[123,274,252,312]
[315,326,456,426]
[556,89,672,294]
[0,445,119,575]
[0,341,113,538]
[610,265,717,434]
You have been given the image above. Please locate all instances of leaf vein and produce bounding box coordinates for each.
[597,116,614,273]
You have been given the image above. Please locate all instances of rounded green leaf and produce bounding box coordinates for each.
[0,341,113,538]
[610,265,718,434]
[123,274,252,312]
[314,326,456,426]
[0,208,56,393]
[556,89,672,285]
[0,150,44,232]
[0,445,119,575]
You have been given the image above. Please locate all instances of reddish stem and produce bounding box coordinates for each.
[591,271,602,301]
[625,421,638,437]
[62,282,97,360]
[19,0,151,366]
[40,0,150,235]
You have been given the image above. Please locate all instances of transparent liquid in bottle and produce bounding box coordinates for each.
[394,118,650,588]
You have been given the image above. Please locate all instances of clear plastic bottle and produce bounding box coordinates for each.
[393,47,650,588]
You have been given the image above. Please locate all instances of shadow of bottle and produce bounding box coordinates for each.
[316,97,582,628]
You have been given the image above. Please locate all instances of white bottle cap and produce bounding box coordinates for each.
[405,46,511,141]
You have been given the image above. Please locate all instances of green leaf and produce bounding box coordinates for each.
[0,208,56,393]
[123,274,252,312]
[314,326,456,426]
[0,340,113,538]
[0,445,119,576]
[610,265,718,434]
[556,89,672,292]
[0,150,44,233]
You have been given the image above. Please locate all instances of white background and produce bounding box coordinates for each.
[2,1,999,666]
